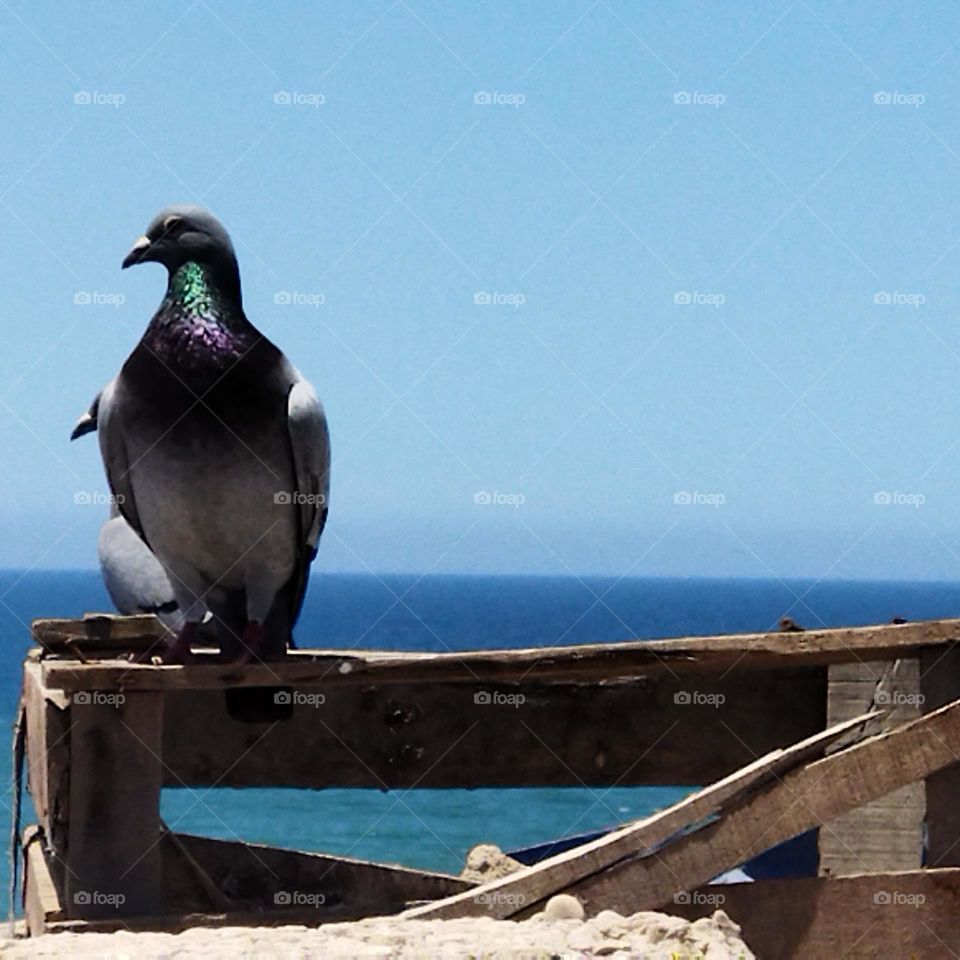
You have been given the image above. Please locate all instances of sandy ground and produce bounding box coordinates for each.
[0,908,754,958]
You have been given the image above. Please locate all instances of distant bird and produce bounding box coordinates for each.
[778,616,804,633]
[93,205,330,662]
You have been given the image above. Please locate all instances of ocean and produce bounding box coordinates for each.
[1,570,958,902]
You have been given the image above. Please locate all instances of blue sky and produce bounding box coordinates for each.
[2,1,960,579]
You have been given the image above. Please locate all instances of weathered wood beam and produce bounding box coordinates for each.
[161,832,471,919]
[22,662,70,895]
[671,869,960,959]
[818,658,924,876]
[22,826,63,936]
[33,614,166,654]
[35,616,960,692]
[920,645,960,867]
[569,694,960,917]
[63,692,164,920]
[159,668,826,787]
[402,710,877,920]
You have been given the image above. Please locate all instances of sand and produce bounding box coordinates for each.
[0,907,754,958]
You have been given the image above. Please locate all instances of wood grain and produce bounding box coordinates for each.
[35,616,960,692]
[571,694,960,916]
[63,692,164,919]
[403,710,876,919]
[159,668,826,787]
[672,869,960,959]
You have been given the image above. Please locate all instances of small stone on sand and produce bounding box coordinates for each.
[543,892,586,920]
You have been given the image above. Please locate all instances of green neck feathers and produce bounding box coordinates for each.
[169,261,216,316]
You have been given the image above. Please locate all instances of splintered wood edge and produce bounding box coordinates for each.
[401,709,880,920]
[23,825,64,931]
[31,614,960,659]
[36,642,960,696]
[572,695,960,918]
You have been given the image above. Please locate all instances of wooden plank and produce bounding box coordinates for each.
[63,692,164,920]
[33,614,166,654]
[22,662,70,895]
[672,869,960,959]
[27,831,472,934]
[160,668,826,787]
[920,645,960,866]
[35,617,960,692]
[568,694,960,917]
[161,832,472,919]
[402,710,877,919]
[22,825,64,936]
[818,658,924,876]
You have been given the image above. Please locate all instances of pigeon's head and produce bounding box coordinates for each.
[122,205,238,276]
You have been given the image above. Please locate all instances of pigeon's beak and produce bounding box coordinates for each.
[122,235,153,270]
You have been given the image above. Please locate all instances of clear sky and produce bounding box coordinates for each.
[2,1,960,580]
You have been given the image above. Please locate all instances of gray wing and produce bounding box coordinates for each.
[98,511,179,620]
[96,377,147,545]
[286,372,330,615]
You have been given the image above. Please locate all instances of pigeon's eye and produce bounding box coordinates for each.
[162,216,184,235]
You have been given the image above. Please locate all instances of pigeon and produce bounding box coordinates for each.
[97,505,185,628]
[93,205,329,662]
[72,390,206,636]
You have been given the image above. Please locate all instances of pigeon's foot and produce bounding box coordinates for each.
[236,621,266,663]
[163,622,198,665]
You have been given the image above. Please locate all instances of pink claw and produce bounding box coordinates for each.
[163,621,198,665]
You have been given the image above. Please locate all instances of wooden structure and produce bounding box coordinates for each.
[18,613,960,956]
